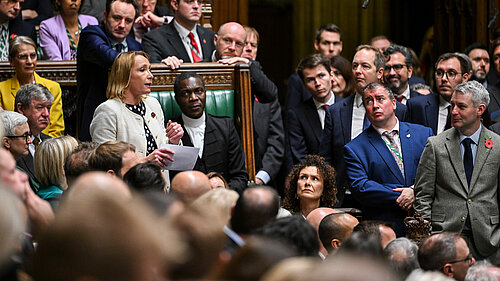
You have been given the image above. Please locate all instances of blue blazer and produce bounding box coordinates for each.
[286,95,342,167]
[76,25,143,141]
[344,122,433,236]
[406,92,440,134]
[319,94,407,205]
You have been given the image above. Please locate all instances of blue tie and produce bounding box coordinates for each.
[115,43,124,53]
[462,138,473,186]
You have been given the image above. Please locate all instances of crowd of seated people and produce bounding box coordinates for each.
[3,0,500,280]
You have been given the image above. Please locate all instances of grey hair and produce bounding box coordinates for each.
[1,111,28,136]
[8,36,36,58]
[410,83,432,93]
[465,260,496,281]
[384,237,419,279]
[363,82,395,100]
[454,80,490,107]
[384,44,413,67]
[14,84,54,112]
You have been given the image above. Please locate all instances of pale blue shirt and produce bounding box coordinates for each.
[459,124,482,164]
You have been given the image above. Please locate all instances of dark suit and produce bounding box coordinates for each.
[8,13,37,44]
[287,96,341,167]
[344,122,433,236]
[174,114,249,194]
[21,0,53,25]
[284,73,310,124]
[406,92,442,134]
[487,84,500,121]
[253,98,284,186]
[16,133,51,192]
[319,94,407,206]
[142,21,215,63]
[76,24,142,141]
[415,126,500,263]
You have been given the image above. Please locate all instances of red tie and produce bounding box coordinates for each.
[322,104,329,110]
[188,32,202,63]
[395,95,404,103]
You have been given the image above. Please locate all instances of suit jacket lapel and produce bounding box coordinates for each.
[340,95,354,144]
[304,99,322,144]
[427,94,439,134]
[167,23,190,61]
[469,127,491,189]
[445,129,469,192]
[367,127,405,184]
[197,25,213,60]
[202,115,217,161]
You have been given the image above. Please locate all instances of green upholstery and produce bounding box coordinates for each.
[150,90,234,122]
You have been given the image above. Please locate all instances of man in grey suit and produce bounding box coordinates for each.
[415,80,500,265]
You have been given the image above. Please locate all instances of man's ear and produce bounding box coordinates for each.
[103,11,107,24]
[442,263,454,278]
[331,239,341,249]
[16,103,24,114]
[314,41,319,52]
[2,137,10,149]
[106,170,116,176]
[377,67,384,81]
[170,0,178,12]
[214,34,218,47]
[462,70,472,82]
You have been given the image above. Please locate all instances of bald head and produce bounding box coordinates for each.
[65,172,132,203]
[319,213,359,254]
[214,22,246,60]
[170,171,211,204]
[379,225,396,248]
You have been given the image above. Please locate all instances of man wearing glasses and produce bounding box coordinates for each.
[0,0,36,61]
[1,110,32,160]
[419,233,475,281]
[383,44,422,105]
[407,52,472,135]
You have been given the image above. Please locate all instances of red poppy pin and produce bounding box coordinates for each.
[203,39,206,44]
[10,34,17,40]
[486,137,493,149]
[151,112,156,118]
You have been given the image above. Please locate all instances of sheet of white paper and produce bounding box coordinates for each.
[160,144,199,171]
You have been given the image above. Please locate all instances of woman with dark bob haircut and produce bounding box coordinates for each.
[282,155,337,217]
[330,55,355,98]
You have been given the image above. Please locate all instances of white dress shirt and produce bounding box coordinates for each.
[351,93,366,140]
[173,20,203,62]
[437,95,451,134]
[313,93,335,129]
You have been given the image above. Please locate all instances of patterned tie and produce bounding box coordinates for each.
[462,138,473,186]
[33,137,40,150]
[0,25,8,61]
[188,32,202,63]
[383,130,405,177]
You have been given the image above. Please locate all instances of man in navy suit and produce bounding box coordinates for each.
[76,0,143,141]
[0,0,36,61]
[319,45,407,206]
[143,0,215,64]
[287,54,341,167]
[383,44,422,105]
[406,53,472,135]
[344,82,433,236]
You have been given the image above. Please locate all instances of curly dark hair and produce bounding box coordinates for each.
[282,155,337,214]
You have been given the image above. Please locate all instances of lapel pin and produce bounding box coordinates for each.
[406,134,410,138]
[203,39,206,44]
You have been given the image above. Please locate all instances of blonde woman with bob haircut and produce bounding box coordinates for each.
[35,136,78,209]
[90,51,183,168]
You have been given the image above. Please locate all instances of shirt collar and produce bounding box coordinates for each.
[401,85,410,99]
[459,124,482,145]
[439,95,451,108]
[173,19,197,39]
[354,93,364,108]
[182,112,205,127]
[373,118,400,136]
[313,92,335,109]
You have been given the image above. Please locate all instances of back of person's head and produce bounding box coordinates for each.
[407,269,456,281]
[0,186,25,268]
[64,142,98,189]
[35,136,78,187]
[168,206,225,280]
[260,257,319,281]
[191,188,239,225]
[418,232,460,271]
[464,260,500,281]
[216,236,297,281]
[207,171,229,189]
[170,171,211,204]
[64,171,132,204]
[33,190,183,281]
[88,140,136,177]
[296,253,399,281]
[139,191,184,218]
[256,215,319,257]
[230,185,279,235]
[384,237,419,279]
[123,162,166,192]
[353,220,395,248]
[334,231,384,259]
[318,213,358,253]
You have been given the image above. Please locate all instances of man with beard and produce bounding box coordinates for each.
[464,43,490,88]
[383,44,422,105]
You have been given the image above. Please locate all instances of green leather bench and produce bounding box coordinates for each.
[150,90,234,121]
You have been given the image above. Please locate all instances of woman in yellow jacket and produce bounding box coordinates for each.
[0,36,64,137]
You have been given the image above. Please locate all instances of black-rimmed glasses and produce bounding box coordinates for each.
[6,132,32,143]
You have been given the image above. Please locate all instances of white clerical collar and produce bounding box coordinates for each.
[373,118,400,136]
[182,112,205,127]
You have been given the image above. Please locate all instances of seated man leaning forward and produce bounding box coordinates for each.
[172,72,248,194]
